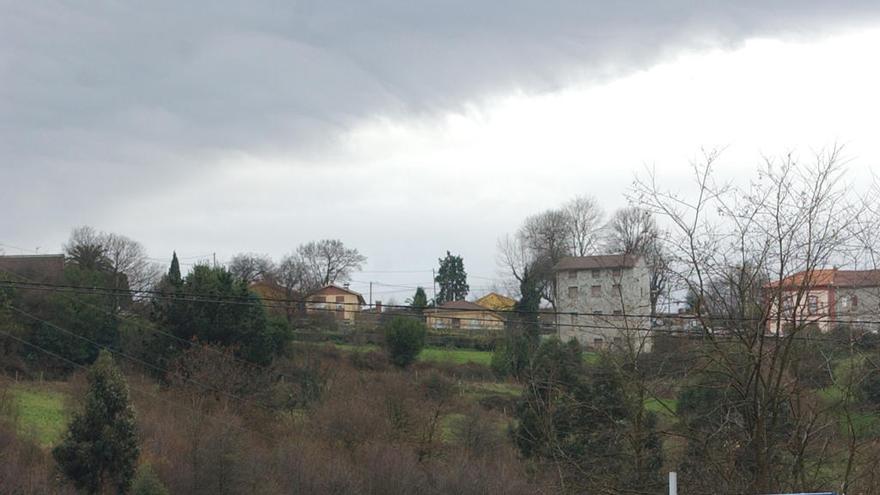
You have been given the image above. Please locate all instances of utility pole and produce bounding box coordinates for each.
[213,252,217,268]
[369,281,373,308]
[432,268,437,303]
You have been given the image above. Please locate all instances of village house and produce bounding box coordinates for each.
[249,279,299,319]
[553,254,652,350]
[766,268,880,334]
[425,300,506,333]
[305,284,366,324]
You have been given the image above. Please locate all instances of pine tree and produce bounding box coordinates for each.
[434,251,469,305]
[53,351,140,494]
[409,287,429,312]
[168,251,182,287]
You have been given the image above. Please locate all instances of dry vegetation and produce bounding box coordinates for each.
[1,343,546,495]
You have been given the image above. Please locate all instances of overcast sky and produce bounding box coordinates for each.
[3,2,880,302]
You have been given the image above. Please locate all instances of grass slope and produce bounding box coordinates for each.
[9,385,68,446]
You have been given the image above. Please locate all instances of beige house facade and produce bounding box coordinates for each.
[305,284,366,323]
[425,300,506,333]
[766,269,880,334]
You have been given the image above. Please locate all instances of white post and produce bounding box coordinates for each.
[668,471,677,495]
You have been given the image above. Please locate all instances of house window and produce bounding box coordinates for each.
[592,269,601,278]
[568,270,577,279]
[591,285,601,297]
[612,268,622,278]
[335,296,345,303]
[568,286,579,300]
[593,337,604,346]
[593,310,603,315]
[852,295,859,309]
[612,284,621,294]
[808,295,819,314]
[783,296,793,311]
[613,310,622,316]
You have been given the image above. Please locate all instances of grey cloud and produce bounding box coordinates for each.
[2,0,880,251]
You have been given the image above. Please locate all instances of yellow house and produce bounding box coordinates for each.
[305,284,366,323]
[475,292,516,311]
[425,300,506,333]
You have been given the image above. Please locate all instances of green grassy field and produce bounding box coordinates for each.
[334,342,599,367]
[333,343,494,366]
[8,385,69,446]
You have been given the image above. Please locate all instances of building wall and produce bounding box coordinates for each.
[555,259,652,350]
[426,310,505,332]
[834,286,880,331]
[306,289,362,322]
[767,288,833,333]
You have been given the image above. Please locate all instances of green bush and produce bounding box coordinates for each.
[383,317,426,368]
[131,464,169,495]
[860,367,880,406]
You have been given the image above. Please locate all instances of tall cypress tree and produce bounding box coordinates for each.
[53,351,140,494]
[168,251,182,287]
[434,251,469,305]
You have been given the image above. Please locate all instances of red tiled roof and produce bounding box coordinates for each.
[767,268,880,289]
[553,254,640,271]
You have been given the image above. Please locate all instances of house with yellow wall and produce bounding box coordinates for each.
[305,284,366,324]
[425,300,506,333]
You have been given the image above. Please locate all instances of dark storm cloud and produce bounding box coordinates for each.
[2,0,879,246]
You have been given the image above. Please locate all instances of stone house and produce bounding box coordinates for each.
[553,254,652,350]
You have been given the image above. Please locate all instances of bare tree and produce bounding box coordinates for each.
[275,254,309,321]
[606,207,668,315]
[606,207,657,256]
[520,209,572,263]
[228,253,276,284]
[564,195,604,256]
[633,147,874,494]
[498,209,571,309]
[296,240,366,290]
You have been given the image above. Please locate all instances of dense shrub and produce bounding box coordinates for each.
[349,350,389,371]
[860,366,880,406]
[382,317,426,368]
[131,464,170,495]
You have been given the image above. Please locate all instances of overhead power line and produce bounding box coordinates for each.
[1,279,877,346]
[2,278,879,328]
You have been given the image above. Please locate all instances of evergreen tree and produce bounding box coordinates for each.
[492,265,542,379]
[434,251,469,305]
[53,351,140,494]
[513,339,660,491]
[383,316,426,368]
[168,251,182,287]
[409,287,429,312]
[152,264,277,365]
